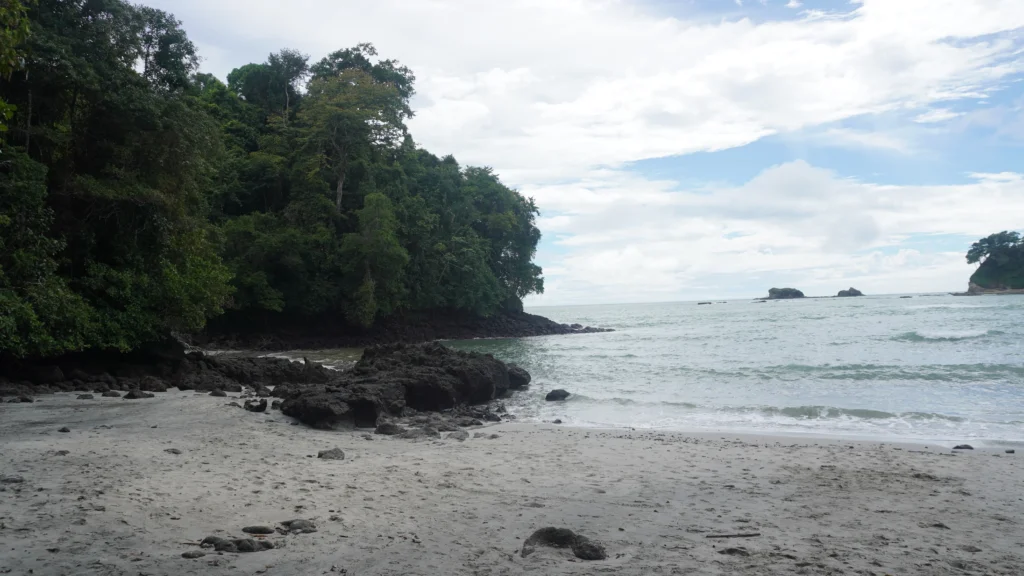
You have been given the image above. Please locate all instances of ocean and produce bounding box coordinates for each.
[287,294,1024,445]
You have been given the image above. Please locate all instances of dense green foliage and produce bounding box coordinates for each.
[968,231,1024,290]
[0,0,543,357]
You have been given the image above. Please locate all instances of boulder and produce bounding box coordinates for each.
[76,394,94,400]
[837,287,864,297]
[123,389,154,400]
[209,390,227,397]
[317,448,345,460]
[139,376,168,392]
[102,390,121,398]
[766,288,805,299]
[374,422,406,436]
[281,393,359,430]
[520,527,606,561]
[508,365,531,389]
[545,389,571,401]
[244,398,268,413]
[447,429,470,441]
[30,365,64,385]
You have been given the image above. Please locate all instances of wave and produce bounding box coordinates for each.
[554,395,966,423]
[906,304,999,310]
[892,329,1003,342]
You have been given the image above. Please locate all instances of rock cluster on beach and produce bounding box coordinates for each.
[276,342,529,429]
[0,339,531,433]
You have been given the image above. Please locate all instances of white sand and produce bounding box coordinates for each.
[1,390,1022,575]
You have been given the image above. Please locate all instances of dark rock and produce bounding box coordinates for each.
[553,419,563,424]
[279,519,317,533]
[182,550,206,559]
[447,429,469,441]
[766,287,804,299]
[520,527,606,561]
[837,287,864,297]
[400,426,440,440]
[58,427,70,433]
[200,536,227,548]
[1,475,25,484]
[281,393,358,430]
[545,389,570,401]
[953,444,974,450]
[317,448,345,460]
[375,422,405,436]
[718,547,750,557]
[456,417,484,427]
[212,538,274,553]
[77,394,94,400]
[1006,449,1015,454]
[255,385,272,397]
[572,536,608,561]
[123,389,154,400]
[18,395,33,403]
[55,450,69,456]
[244,398,268,413]
[30,365,64,385]
[508,365,531,389]
[164,448,182,455]
[271,400,281,410]
[139,376,168,392]
[242,526,275,535]
[102,391,121,398]
[209,390,227,397]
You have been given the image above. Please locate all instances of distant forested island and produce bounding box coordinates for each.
[0,0,555,358]
[965,231,1024,294]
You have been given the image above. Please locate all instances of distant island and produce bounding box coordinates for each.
[837,287,864,297]
[962,231,1024,295]
[766,288,805,299]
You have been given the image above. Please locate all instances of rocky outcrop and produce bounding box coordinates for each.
[837,287,864,297]
[277,342,524,430]
[197,309,614,352]
[956,282,1024,296]
[545,389,571,401]
[766,288,805,299]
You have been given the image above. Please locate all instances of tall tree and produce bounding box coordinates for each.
[0,0,30,143]
[341,192,408,326]
[298,70,406,211]
[267,48,309,124]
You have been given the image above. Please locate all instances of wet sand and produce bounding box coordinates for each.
[1,390,1022,575]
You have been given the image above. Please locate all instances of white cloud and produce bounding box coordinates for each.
[913,108,964,123]
[786,0,803,8]
[526,161,1024,303]
[140,0,1024,303]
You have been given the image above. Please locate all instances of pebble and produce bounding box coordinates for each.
[182,550,206,559]
[164,448,182,455]
[953,444,974,450]
[58,427,70,433]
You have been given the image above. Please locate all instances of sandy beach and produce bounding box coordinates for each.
[2,391,1022,575]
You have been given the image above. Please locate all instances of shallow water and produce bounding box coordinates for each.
[267,294,1024,443]
[442,294,1024,443]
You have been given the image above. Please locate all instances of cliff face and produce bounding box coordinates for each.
[970,248,1024,291]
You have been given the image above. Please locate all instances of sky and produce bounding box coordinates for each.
[143,0,1024,304]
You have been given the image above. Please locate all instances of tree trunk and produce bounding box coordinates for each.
[283,87,289,126]
[335,171,346,211]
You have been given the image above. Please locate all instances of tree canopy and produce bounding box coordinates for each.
[0,0,544,358]
[967,230,1024,290]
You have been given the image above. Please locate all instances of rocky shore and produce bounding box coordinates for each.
[194,309,613,352]
[1,340,531,439]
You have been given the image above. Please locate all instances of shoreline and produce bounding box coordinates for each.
[2,391,1022,575]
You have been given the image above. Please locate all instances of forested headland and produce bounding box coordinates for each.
[0,0,557,359]
[966,231,1024,293]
